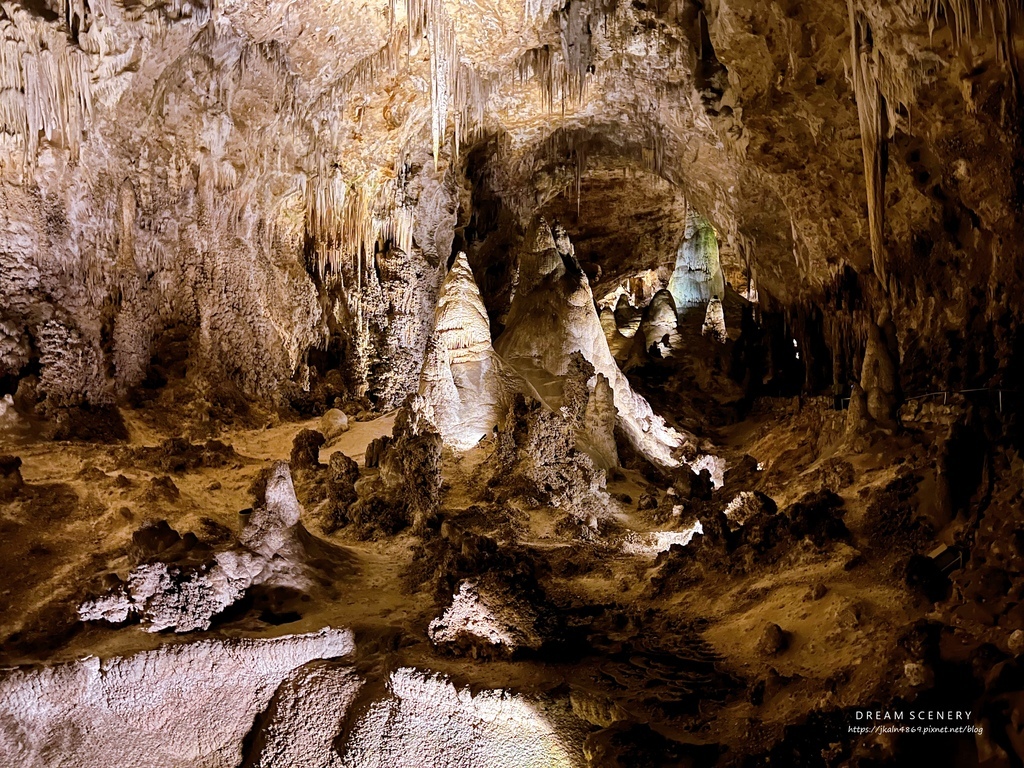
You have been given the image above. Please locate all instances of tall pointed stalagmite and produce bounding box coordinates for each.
[419,252,515,451]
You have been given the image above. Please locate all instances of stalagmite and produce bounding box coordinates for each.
[1,0,1022,763]
[418,252,516,451]
[702,296,727,343]
[600,306,632,362]
[860,312,900,428]
[667,208,725,315]
[636,288,680,358]
[580,372,618,469]
[495,218,685,468]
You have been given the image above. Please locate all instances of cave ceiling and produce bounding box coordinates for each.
[5,0,1019,306]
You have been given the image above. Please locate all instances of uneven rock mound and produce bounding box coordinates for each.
[491,393,608,519]
[428,576,545,658]
[348,395,443,535]
[79,462,346,632]
[336,668,589,768]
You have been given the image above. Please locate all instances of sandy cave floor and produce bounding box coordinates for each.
[0,393,942,756]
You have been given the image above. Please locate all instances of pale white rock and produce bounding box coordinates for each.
[250,662,365,768]
[428,579,543,654]
[621,521,703,556]
[320,408,350,443]
[0,628,355,768]
[419,252,516,451]
[690,453,727,489]
[0,394,20,430]
[667,208,725,315]
[337,667,589,768]
[496,219,684,468]
[80,462,309,632]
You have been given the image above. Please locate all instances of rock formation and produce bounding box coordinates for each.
[495,218,684,468]
[79,461,328,632]
[419,252,516,451]
[0,629,355,768]
[0,0,1022,764]
[701,296,728,343]
[667,210,725,316]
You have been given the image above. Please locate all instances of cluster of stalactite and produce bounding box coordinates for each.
[846,0,1022,291]
[0,7,93,166]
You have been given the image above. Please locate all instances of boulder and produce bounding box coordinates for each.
[319,408,350,443]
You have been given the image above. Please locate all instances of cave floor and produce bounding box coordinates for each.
[0,395,945,754]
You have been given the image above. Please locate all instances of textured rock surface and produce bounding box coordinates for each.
[0,0,1018,420]
[419,252,516,450]
[428,578,544,657]
[348,395,443,534]
[79,461,316,632]
[0,628,355,768]
[495,219,684,468]
[0,0,1022,764]
[337,668,588,768]
[668,210,725,315]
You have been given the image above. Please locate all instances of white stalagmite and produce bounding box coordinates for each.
[667,208,725,315]
[580,372,618,470]
[634,288,679,360]
[419,252,515,451]
[495,218,685,468]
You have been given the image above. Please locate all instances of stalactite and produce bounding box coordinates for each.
[511,40,592,114]
[840,0,1016,289]
[0,29,93,163]
[559,0,592,105]
[304,161,417,278]
[315,33,406,123]
[524,0,551,23]
[847,0,888,288]
[514,46,559,112]
[928,0,1021,90]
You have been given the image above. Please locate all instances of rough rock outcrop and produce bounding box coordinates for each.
[428,578,544,658]
[492,393,608,519]
[348,395,443,534]
[79,462,319,632]
[0,455,23,502]
[495,219,684,468]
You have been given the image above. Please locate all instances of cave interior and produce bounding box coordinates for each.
[1,0,1024,765]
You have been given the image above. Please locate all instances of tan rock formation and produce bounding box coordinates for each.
[496,219,684,468]
[419,252,515,451]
